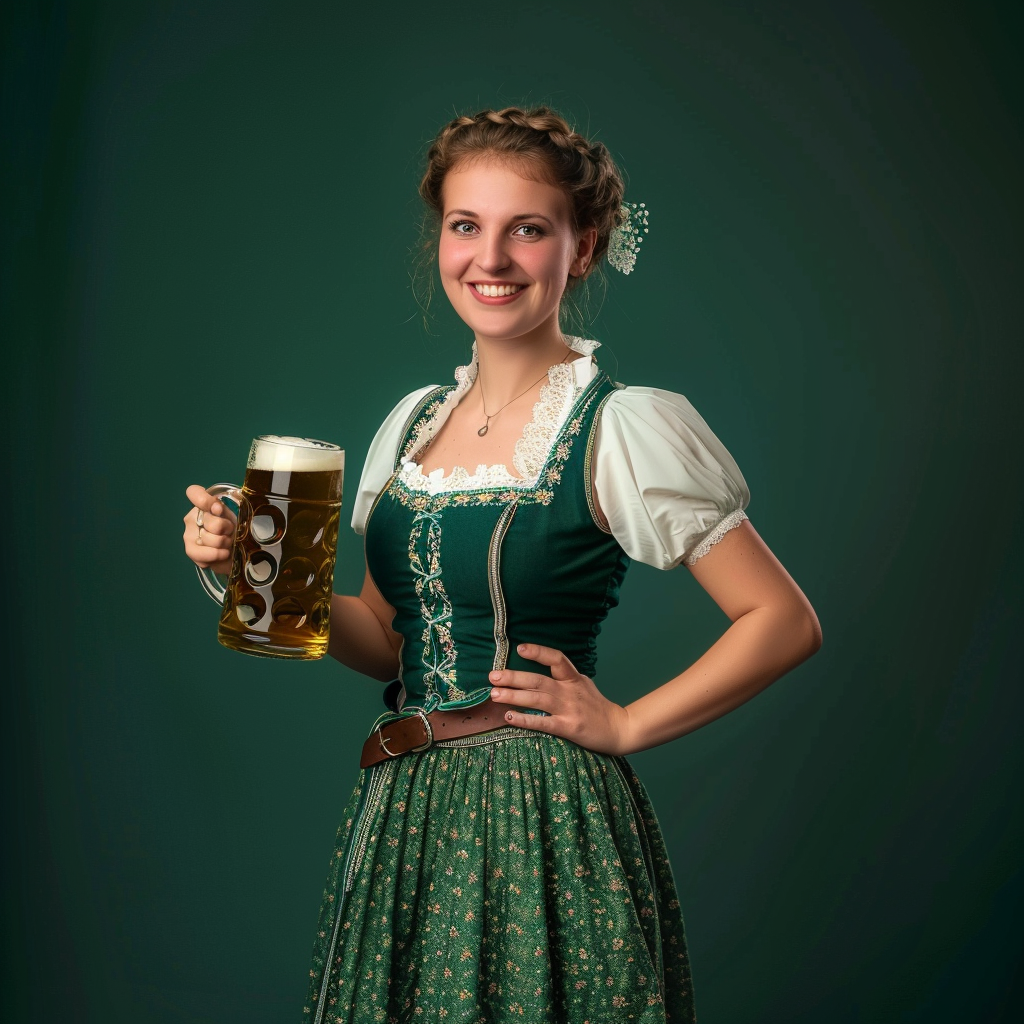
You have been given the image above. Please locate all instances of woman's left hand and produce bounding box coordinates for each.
[489,643,634,756]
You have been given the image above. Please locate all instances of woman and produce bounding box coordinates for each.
[184,106,821,1022]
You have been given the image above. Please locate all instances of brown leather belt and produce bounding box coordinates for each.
[359,699,521,769]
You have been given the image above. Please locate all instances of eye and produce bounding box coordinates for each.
[447,219,477,236]
[514,224,545,239]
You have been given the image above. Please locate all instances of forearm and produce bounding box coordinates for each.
[327,593,402,681]
[621,604,821,754]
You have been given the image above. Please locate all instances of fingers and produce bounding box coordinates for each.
[185,484,228,517]
[489,683,556,714]
[500,708,557,734]
[183,506,235,538]
[514,642,579,679]
[489,667,549,692]
[182,507,233,547]
[183,484,235,573]
[182,486,236,537]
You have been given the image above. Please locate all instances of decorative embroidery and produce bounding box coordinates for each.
[408,509,464,701]
[399,393,451,467]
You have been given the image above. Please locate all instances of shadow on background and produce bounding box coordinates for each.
[3,1,1021,1020]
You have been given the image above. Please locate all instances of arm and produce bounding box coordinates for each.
[619,519,820,751]
[327,567,403,681]
[490,521,821,756]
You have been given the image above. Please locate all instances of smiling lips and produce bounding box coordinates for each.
[471,282,526,302]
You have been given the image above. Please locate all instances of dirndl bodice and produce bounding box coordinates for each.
[365,369,628,717]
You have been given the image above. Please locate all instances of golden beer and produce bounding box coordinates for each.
[203,436,344,659]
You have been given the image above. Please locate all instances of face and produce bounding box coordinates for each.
[437,156,596,346]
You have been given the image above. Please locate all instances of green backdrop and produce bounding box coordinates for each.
[4,1,1021,1020]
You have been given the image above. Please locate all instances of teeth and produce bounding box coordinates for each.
[473,284,523,297]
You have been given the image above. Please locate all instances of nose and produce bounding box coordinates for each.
[474,232,512,275]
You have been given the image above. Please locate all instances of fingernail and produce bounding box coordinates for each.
[517,644,527,653]
[490,688,500,699]
[505,711,514,722]
[489,671,500,681]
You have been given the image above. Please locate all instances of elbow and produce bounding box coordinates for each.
[797,605,823,661]
[766,600,820,668]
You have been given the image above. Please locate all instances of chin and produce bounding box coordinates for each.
[458,311,535,342]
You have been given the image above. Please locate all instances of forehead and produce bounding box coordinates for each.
[441,155,571,219]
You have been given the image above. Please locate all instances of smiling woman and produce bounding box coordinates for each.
[437,161,594,344]
[184,104,821,1022]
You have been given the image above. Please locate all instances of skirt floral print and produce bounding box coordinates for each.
[303,729,696,1023]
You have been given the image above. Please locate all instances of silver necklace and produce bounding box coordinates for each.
[475,350,571,436]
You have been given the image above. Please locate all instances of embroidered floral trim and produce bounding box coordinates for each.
[398,336,598,494]
[399,393,451,469]
[388,405,590,512]
[408,509,464,701]
[683,509,749,565]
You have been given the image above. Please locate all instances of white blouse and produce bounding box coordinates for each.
[351,337,750,569]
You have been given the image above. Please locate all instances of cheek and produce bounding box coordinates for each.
[523,243,574,288]
[437,237,468,280]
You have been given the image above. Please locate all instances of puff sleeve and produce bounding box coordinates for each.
[351,385,439,535]
[593,386,750,569]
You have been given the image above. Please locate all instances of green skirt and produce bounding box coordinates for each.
[303,728,696,1023]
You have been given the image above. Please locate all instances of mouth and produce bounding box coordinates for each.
[471,283,526,298]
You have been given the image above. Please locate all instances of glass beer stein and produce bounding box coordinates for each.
[198,435,344,659]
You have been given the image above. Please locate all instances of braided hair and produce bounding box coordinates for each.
[418,106,626,292]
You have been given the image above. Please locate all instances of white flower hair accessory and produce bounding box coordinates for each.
[606,201,650,275]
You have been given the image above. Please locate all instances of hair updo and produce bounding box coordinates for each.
[418,106,627,296]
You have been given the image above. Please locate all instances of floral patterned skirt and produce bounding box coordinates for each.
[302,728,696,1023]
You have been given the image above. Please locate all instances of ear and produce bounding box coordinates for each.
[570,226,599,278]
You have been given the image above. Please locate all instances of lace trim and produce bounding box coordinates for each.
[399,336,597,494]
[564,336,601,356]
[683,509,749,566]
[512,361,576,480]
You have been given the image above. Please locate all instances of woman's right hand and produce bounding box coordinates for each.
[183,484,237,576]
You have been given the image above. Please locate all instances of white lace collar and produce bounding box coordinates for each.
[400,336,600,493]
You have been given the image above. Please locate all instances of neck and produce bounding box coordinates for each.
[473,322,574,408]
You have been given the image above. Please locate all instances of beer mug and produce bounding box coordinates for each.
[198,435,345,660]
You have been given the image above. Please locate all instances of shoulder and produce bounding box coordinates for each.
[596,384,745,475]
[350,384,443,535]
[598,383,724,443]
[380,384,448,435]
[592,383,751,569]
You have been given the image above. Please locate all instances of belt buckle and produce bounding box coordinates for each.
[409,707,434,753]
[376,725,398,759]
[376,708,433,760]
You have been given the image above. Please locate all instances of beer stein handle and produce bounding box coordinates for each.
[195,482,244,606]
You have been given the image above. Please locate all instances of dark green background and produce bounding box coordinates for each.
[4,1,1021,1020]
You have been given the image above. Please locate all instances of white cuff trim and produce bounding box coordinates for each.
[683,509,749,566]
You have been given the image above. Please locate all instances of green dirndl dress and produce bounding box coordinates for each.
[302,369,697,1023]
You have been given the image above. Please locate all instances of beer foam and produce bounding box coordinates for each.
[249,435,345,473]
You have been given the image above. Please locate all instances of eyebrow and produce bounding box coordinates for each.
[447,209,556,227]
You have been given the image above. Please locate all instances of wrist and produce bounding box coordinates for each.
[615,703,640,756]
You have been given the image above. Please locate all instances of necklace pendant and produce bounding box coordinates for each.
[477,424,489,437]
